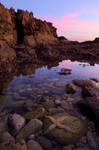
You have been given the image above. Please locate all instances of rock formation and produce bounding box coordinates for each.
[0,2,99,75]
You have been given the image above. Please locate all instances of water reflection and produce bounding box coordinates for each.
[0,59,99,113]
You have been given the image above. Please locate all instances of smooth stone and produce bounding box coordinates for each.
[7,113,25,136]
[0,131,15,143]
[27,140,43,150]
[43,113,86,145]
[66,83,76,94]
[72,79,99,89]
[37,136,53,150]
[16,119,43,141]
[24,107,47,120]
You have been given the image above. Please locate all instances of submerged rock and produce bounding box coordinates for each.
[37,136,53,150]
[16,119,43,141]
[24,107,47,120]
[0,131,15,143]
[0,142,27,150]
[43,113,86,145]
[66,83,77,94]
[27,140,43,150]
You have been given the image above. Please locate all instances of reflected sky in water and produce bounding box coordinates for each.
[0,59,99,113]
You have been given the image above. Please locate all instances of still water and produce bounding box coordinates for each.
[0,59,99,113]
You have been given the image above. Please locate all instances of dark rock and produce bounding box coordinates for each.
[87,131,99,150]
[0,131,15,143]
[37,136,53,150]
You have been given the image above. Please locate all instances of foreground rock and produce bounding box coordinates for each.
[43,113,86,145]
[0,142,27,150]
[16,119,43,141]
[0,131,15,143]
[27,140,43,150]
[8,113,25,135]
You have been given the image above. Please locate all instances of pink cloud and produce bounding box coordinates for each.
[37,12,99,42]
[61,12,79,19]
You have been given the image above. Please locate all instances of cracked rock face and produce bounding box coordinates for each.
[0,3,57,46]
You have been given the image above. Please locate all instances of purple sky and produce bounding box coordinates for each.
[1,0,99,41]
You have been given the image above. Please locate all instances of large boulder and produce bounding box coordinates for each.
[43,113,86,145]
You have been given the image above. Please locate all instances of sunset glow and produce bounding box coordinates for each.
[1,0,99,41]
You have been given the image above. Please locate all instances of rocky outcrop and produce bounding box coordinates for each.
[0,3,57,46]
[0,2,99,75]
[0,4,17,45]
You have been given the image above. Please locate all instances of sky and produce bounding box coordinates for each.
[1,0,99,41]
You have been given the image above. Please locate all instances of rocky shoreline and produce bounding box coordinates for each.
[0,2,99,150]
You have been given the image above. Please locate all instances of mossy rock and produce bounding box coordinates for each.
[24,107,48,120]
[43,113,86,145]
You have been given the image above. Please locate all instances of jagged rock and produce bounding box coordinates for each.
[16,119,43,141]
[7,113,25,136]
[27,140,43,150]
[0,40,16,62]
[24,35,36,48]
[0,3,17,45]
